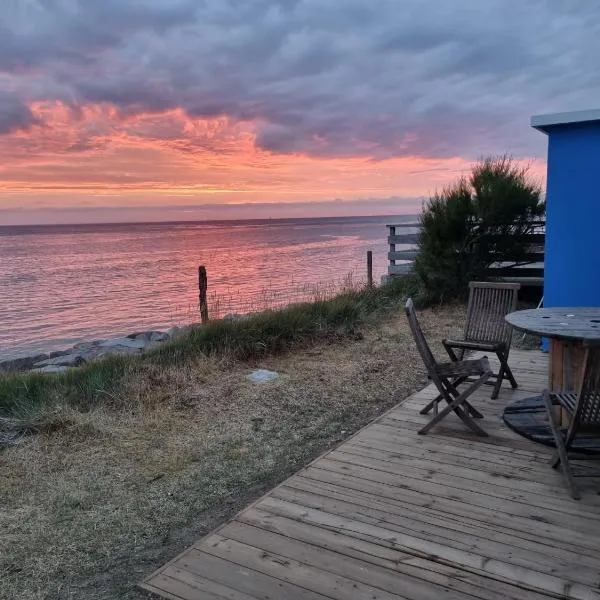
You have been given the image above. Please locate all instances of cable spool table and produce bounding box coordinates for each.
[503,307,600,447]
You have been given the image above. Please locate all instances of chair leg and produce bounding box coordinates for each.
[419,375,490,436]
[491,367,504,400]
[420,374,469,414]
[491,351,518,399]
[543,391,580,500]
[504,363,518,389]
[464,401,484,419]
[420,395,441,415]
[443,378,484,418]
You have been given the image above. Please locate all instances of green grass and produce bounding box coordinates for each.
[0,277,417,433]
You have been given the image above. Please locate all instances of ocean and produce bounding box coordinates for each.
[0,215,417,360]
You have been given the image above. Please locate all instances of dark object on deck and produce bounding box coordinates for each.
[198,265,208,323]
[503,395,600,451]
[443,281,520,399]
[366,251,373,288]
[405,298,493,436]
[543,343,600,500]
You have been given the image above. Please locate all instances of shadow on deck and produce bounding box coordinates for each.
[142,349,600,600]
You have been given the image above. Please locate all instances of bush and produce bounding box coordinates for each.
[414,156,544,303]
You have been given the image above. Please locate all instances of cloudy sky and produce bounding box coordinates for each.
[1,0,599,224]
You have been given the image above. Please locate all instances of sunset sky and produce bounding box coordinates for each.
[1,1,599,224]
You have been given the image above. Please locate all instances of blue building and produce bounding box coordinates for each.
[532,109,600,309]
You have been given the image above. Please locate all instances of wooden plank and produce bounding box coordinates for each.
[316,452,600,518]
[196,536,410,600]
[254,496,600,600]
[141,570,260,600]
[267,485,600,575]
[283,474,600,557]
[172,550,330,600]
[388,264,412,275]
[387,234,419,244]
[291,470,600,552]
[332,444,588,500]
[388,250,418,261]
[217,520,504,600]
[238,508,552,600]
[306,460,600,526]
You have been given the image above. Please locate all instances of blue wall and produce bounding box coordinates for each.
[543,121,600,308]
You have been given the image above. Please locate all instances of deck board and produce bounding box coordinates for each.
[142,349,600,600]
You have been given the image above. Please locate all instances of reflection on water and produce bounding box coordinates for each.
[0,215,416,359]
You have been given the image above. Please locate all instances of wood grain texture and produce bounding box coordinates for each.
[142,349,600,600]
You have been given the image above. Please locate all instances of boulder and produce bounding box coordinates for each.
[32,365,70,374]
[149,331,169,342]
[49,349,73,359]
[34,353,86,368]
[0,354,49,373]
[72,339,104,351]
[99,337,147,350]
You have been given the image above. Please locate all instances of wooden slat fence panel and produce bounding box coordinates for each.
[387,222,545,286]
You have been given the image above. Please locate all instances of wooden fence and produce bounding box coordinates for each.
[386,221,545,286]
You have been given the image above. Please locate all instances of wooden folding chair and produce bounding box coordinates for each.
[442,281,520,399]
[405,298,493,436]
[543,344,600,500]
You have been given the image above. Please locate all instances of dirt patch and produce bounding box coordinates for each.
[0,303,465,600]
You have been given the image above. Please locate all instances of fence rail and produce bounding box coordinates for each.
[386,221,545,286]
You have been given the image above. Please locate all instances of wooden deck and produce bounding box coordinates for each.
[142,349,600,600]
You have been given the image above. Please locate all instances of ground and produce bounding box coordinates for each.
[0,304,466,600]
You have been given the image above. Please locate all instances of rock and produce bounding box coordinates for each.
[0,354,49,373]
[149,331,169,342]
[99,337,147,350]
[166,326,183,339]
[49,349,73,359]
[34,353,86,368]
[247,369,280,383]
[223,313,250,323]
[166,325,198,340]
[72,339,104,351]
[33,365,70,374]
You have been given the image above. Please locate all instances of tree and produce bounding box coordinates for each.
[414,156,544,303]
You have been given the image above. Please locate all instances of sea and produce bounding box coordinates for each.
[0,215,417,361]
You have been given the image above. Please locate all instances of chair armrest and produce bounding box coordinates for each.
[441,339,461,362]
[443,339,505,352]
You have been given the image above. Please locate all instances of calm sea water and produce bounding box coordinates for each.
[0,215,416,360]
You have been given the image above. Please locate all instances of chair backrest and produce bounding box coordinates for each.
[573,344,600,430]
[463,281,520,347]
[405,298,438,377]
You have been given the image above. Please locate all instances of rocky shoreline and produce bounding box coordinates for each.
[0,313,259,376]
[0,324,199,375]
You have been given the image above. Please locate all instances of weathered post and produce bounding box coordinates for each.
[367,251,373,288]
[198,265,209,323]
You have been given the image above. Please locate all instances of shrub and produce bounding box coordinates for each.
[414,156,544,303]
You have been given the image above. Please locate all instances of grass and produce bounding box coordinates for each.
[0,277,464,599]
[0,277,419,430]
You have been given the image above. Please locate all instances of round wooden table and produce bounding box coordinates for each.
[505,308,600,430]
[506,307,600,392]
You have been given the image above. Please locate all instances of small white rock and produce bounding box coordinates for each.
[247,369,280,383]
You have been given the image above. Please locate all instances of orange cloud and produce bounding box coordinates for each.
[0,101,545,212]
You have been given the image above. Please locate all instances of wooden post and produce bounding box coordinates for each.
[367,251,373,288]
[198,265,208,323]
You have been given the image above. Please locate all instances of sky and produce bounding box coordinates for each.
[1,1,599,225]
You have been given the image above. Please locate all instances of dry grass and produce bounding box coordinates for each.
[0,303,465,600]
